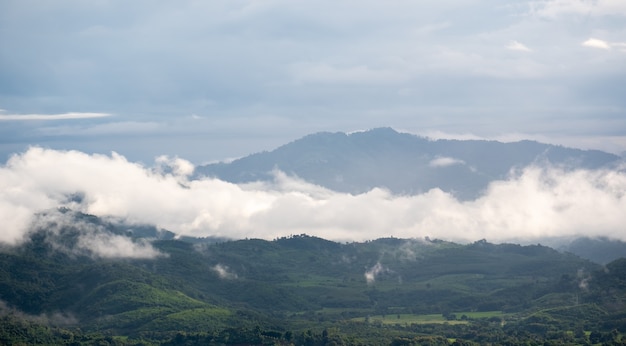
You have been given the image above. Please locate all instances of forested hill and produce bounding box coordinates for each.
[1,212,626,344]
[195,127,621,200]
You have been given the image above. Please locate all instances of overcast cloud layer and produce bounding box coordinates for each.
[1,0,625,162]
[2,148,625,245]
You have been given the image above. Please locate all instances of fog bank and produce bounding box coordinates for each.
[1,148,624,245]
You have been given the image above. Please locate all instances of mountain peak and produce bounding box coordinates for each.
[195,129,621,200]
[349,127,399,136]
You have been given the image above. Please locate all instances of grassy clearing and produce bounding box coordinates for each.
[351,311,506,325]
[353,313,466,325]
[457,311,506,319]
[315,307,372,314]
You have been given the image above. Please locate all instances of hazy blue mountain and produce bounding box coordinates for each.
[195,127,621,200]
[560,237,626,265]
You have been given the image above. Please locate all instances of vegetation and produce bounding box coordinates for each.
[1,216,625,345]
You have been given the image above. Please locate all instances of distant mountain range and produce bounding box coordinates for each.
[559,237,626,265]
[195,127,621,200]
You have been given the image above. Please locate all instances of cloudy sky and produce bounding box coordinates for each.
[1,1,626,246]
[1,0,625,163]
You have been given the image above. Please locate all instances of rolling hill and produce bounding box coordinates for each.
[1,210,625,344]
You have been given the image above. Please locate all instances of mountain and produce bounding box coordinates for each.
[195,127,621,200]
[560,237,626,265]
[1,211,626,344]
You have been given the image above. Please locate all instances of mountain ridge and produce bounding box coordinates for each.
[195,127,621,200]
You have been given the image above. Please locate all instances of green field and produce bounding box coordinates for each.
[351,311,506,325]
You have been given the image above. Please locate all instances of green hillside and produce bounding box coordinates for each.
[0,215,625,345]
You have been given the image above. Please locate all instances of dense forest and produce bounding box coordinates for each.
[1,211,625,345]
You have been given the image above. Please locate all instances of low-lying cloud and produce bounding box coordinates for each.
[0,300,78,326]
[364,262,389,284]
[26,211,163,259]
[212,264,238,280]
[1,148,625,245]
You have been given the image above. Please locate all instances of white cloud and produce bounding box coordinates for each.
[1,148,625,246]
[25,211,163,259]
[582,38,612,50]
[212,264,238,280]
[364,262,387,284]
[0,112,111,121]
[429,157,465,168]
[581,38,626,51]
[506,40,532,52]
[77,232,162,259]
[154,155,195,177]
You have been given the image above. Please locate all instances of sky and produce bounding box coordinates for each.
[1,0,626,164]
[1,1,626,248]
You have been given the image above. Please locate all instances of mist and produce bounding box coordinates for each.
[26,210,163,259]
[1,147,625,245]
[0,300,78,327]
